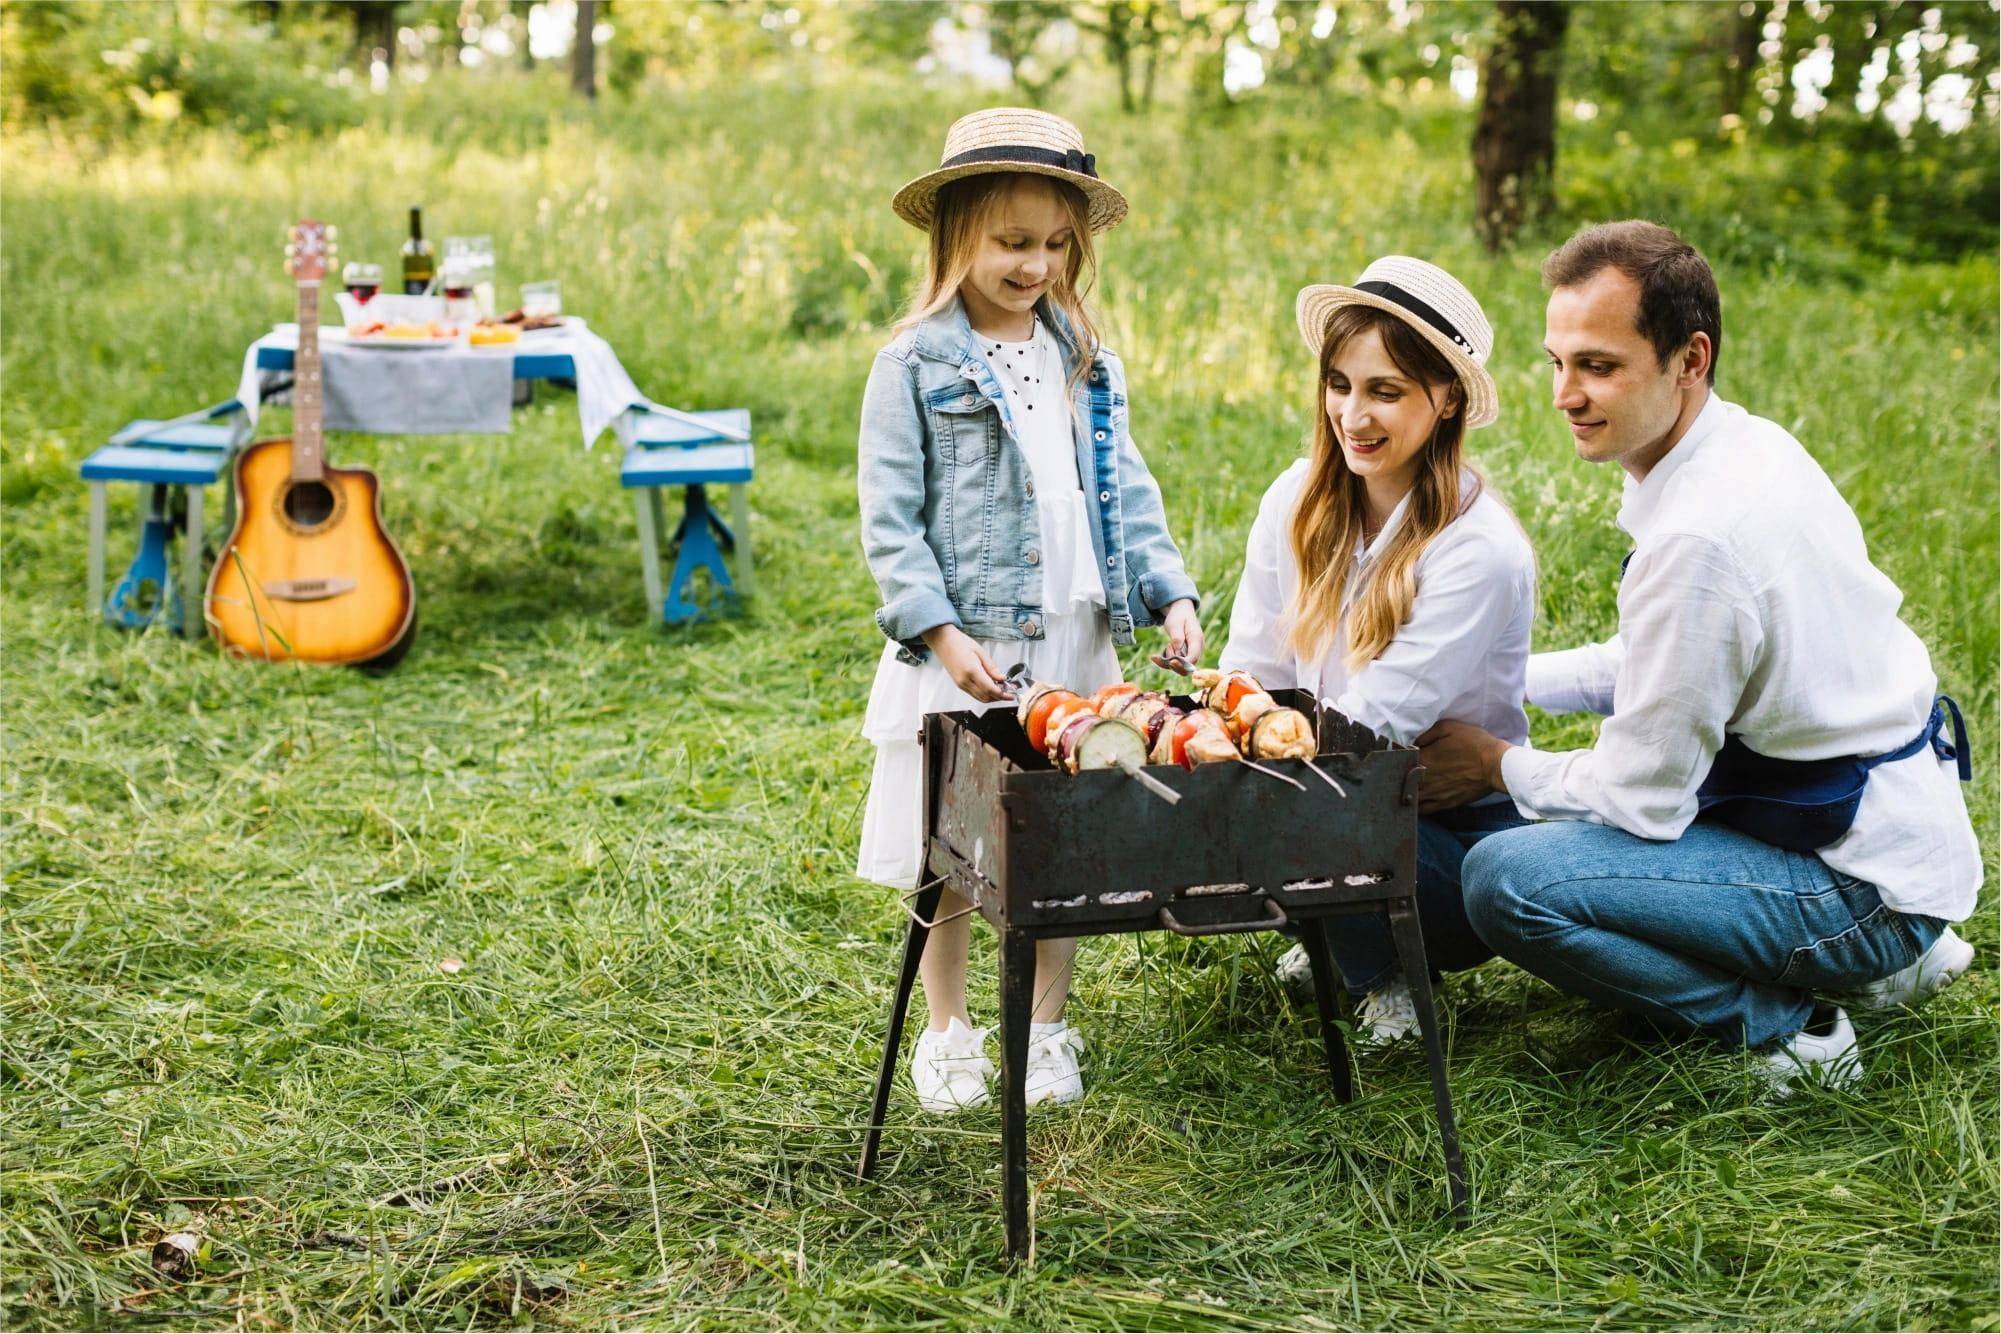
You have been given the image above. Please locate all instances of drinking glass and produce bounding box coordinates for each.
[342,261,383,304]
[521,280,562,319]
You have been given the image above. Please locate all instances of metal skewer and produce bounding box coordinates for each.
[1239,756,1308,791]
[1303,759,1347,797]
[1116,757,1182,805]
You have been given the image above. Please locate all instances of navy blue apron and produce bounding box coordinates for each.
[1619,550,1975,853]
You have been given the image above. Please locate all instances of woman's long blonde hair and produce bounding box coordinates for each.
[895,172,1103,392]
[1287,304,1481,670]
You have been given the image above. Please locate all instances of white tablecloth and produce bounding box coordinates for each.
[236,317,654,450]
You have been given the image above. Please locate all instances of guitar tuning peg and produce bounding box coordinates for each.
[325,224,339,240]
[285,242,298,257]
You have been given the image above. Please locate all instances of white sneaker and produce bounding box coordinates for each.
[1023,1024,1085,1106]
[1851,927,1975,1012]
[1274,941,1314,988]
[1761,1006,1863,1097]
[1355,978,1420,1046]
[911,1017,994,1113]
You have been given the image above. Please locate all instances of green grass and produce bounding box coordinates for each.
[3,72,1996,1330]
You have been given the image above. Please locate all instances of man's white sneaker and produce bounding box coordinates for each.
[1761,1005,1863,1097]
[1355,978,1420,1046]
[1851,926,1975,1012]
[911,1017,994,1113]
[1274,941,1314,988]
[1023,1023,1084,1106]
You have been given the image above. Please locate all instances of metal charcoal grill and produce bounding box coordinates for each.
[857,690,1469,1260]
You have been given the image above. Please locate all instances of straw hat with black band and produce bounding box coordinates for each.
[893,107,1128,234]
[1296,256,1499,430]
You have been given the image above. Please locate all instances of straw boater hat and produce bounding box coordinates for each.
[893,107,1128,233]
[1296,257,1499,429]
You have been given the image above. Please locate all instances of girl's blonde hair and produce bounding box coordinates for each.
[896,172,1103,390]
[1287,304,1482,670]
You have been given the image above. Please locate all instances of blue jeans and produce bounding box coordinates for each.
[1324,802,1531,994]
[1461,819,1945,1048]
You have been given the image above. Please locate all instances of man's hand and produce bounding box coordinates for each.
[1154,599,1205,671]
[921,624,1013,703]
[1415,719,1513,812]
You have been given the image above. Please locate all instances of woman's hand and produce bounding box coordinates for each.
[1155,599,1205,671]
[922,624,1013,703]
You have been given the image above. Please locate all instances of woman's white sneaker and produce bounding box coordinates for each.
[1852,926,1975,1011]
[1023,1023,1085,1106]
[911,1017,994,1113]
[1761,1006,1862,1097]
[1356,979,1420,1046]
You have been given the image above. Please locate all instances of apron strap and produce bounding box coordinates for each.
[1862,693,1971,781]
[1934,693,1972,781]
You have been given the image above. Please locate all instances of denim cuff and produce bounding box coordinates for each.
[1128,569,1199,628]
[876,590,960,660]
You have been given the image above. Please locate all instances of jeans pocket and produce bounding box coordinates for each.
[1777,892,1914,991]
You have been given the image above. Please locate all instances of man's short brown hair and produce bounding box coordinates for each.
[1543,220,1721,384]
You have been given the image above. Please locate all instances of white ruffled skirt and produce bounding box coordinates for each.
[854,605,1118,889]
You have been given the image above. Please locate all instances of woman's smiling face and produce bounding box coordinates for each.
[1323,325,1460,496]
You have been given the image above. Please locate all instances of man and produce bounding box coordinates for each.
[1418,220,1979,1092]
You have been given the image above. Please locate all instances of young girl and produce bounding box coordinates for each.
[855,108,1202,1112]
[1219,257,1535,1045]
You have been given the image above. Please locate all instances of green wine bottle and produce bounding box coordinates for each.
[401,207,436,295]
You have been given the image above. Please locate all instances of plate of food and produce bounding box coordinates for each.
[345,319,465,348]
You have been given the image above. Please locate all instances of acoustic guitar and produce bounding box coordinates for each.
[206,220,417,667]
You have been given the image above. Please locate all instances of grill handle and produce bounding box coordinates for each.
[1157,897,1288,937]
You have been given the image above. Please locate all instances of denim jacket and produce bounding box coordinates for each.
[857,297,1199,664]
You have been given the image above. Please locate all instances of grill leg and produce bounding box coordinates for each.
[1386,900,1469,1221]
[998,928,1035,1264]
[857,878,944,1180]
[1300,918,1353,1103]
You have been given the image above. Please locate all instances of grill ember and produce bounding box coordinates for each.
[857,687,1473,1261]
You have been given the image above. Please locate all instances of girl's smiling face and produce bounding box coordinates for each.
[1323,326,1461,498]
[959,177,1073,338]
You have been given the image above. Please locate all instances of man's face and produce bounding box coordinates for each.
[1544,267,1690,475]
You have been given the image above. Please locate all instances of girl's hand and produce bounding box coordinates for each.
[921,624,1013,703]
[1155,599,1205,671]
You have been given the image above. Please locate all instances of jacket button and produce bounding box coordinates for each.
[1099,490,1111,502]
[1022,618,1041,636]
[961,393,977,406]
[1025,548,1041,565]
[1090,372,1101,383]
[1107,557,1116,568]
[1025,480,1036,498]
[1094,430,1106,441]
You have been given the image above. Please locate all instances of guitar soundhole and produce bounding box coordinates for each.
[282,480,338,531]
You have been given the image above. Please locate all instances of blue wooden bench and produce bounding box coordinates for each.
[81,401,244,636]
[620,408,754,625]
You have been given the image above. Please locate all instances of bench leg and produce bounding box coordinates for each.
[633,486,664,620]
[181,486,205,639]
[729,482,754,598]
[87,482,107,617]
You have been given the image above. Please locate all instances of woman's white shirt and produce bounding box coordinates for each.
[1219,461,1535,749]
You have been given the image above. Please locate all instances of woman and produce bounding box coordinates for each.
[1220,256,1535,1043]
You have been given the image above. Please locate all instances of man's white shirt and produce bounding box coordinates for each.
[1503,392,1980,921]
[1221,462,1536,752]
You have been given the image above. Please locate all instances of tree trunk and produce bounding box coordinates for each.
[1472,0,1569,252]
[1723,0,1768,119]
[515,0,535,68]
[572,0,597,100]
[1107,1,1135,113]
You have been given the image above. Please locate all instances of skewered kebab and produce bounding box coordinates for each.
[1190,668,1347,795]
[1012,675,1180,804]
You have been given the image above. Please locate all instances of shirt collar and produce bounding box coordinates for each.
[1617,390,1730,540]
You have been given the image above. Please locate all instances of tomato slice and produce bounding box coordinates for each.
[1027,690,1081,753]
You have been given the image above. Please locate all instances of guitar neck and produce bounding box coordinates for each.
[292,281,325,481]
